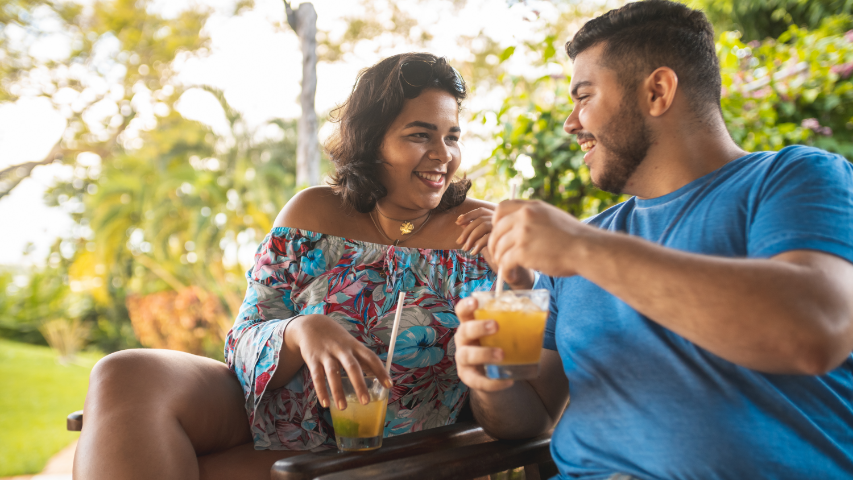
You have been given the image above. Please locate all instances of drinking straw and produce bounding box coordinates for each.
[494,181,519,295]
[385,291,406,375]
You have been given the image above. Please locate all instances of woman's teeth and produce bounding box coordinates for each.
[580,139,597,152]
[416,172,443,182]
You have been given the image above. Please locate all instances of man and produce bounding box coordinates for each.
[454,1,853,479]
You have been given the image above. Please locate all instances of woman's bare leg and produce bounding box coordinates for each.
[73,349,255,480]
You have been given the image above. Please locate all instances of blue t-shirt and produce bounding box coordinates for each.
[538,146,853,480]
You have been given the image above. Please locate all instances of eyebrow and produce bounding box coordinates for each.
[570,80,593,98]
[403,121,461,133]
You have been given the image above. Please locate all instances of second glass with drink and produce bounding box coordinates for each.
[328,375,389,452]
[472,289,550,380]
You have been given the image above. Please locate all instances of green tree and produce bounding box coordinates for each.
[689,0,853,41]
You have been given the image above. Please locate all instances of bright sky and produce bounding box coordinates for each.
[0,0,572,266]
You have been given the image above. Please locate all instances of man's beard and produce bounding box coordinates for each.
[591,95,653,194]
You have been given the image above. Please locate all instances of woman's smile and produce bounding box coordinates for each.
[414,171,445,188]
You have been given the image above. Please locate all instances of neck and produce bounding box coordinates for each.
[624,116,746,199]
[372,200,432,243]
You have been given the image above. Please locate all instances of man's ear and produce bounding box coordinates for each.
[643,67,678,117]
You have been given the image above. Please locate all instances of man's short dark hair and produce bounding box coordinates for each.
[566,0,720,118]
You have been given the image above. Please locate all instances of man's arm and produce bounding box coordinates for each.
[489,200,853,375]
[454,298,570,439]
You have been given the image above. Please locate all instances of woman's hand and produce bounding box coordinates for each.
[286,314,392,411]
[456,207,495,256]
[456,207,535,290]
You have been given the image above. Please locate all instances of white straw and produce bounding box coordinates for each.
[385,291,406,375]
[495,181,519,295]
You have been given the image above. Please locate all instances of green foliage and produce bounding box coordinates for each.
[718,17,853,157]
[689,0,853,41]
[0,339,102,476]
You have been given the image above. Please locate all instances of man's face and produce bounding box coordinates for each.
[564,44,653,194]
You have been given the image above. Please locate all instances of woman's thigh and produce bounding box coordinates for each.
[84,348,252,454]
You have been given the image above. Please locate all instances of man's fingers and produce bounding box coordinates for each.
[456,318,498,344]
[459,372,515,392]
[457,345,504,366]
[455,297,479,323]
[492,199,528,224]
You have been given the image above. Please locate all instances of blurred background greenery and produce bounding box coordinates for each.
[0,0,851,476]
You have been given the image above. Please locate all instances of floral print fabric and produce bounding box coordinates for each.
[224,227,496,450]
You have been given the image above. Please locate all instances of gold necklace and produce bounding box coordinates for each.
[374,207,430,235]
[370,210,432,246]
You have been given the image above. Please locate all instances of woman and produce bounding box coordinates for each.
[73,52,521,480]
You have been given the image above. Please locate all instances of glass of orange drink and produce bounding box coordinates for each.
[329,375,389,452]
[472,289,550,380]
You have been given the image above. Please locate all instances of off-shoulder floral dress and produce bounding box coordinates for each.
[224,227,496,450]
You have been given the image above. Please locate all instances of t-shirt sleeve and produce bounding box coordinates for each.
[534,273,559,351]
[748,147,853,264]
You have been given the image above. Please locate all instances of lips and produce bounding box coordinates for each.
[415,171,444,182]
[579,139,597,152]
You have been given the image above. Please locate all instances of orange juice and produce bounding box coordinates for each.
[474,309,548,365]
[329,376,389,451]
[331,394,388,441]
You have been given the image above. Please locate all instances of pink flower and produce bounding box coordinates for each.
[256,372,271,395]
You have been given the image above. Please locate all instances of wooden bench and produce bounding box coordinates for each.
[67,411,557,479]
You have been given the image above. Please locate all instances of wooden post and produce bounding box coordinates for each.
[285,1,320,187]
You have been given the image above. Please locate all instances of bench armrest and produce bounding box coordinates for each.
[315,433,553,480]
[271,421,493,480]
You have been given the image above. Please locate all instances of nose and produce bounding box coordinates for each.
[564,107,582,135]
[429,138,454,164]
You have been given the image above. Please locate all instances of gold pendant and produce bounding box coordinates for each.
[400,221,414,234]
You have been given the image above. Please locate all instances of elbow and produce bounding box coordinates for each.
[790,317,853,375]
[793,346,849,376]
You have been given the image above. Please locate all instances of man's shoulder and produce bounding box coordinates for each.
[745,145,850,176]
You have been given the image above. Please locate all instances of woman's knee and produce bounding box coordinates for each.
[86,349,174,411]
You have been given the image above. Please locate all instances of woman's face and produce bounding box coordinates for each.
[377,88,461,213]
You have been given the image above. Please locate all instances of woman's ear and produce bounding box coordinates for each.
[643,67,678,117]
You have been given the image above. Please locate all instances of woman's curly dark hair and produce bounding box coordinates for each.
[326,52,471,213]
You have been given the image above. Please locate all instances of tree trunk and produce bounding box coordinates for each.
[292,3,320,187]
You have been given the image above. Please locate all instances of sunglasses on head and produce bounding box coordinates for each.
[399,59,466,94]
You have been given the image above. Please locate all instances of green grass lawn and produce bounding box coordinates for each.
[0,339,103,476]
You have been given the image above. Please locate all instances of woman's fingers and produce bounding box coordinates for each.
[323,358,347,410]
[457,217,486,246]
[462,221,492,251]
[306,360,331,408]
[456,207,495,227]
[338,355,369,405]
[357,347,393,389]
[469,233,490,256]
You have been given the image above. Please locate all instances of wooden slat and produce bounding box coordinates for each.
[67,410,84,432]
[315,433,553,480]
[270,421,494,480]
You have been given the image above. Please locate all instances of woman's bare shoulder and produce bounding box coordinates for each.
[272,186,352,232]
[451,197,496,215]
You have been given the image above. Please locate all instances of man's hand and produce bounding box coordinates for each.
[489,200,597,280]
[453,297,514,392]
[453,296,570,439]
[457,206,535,289]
